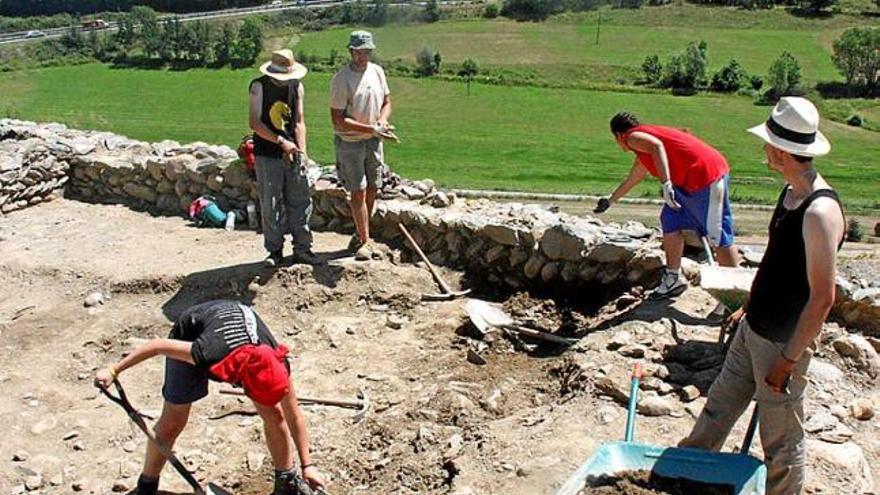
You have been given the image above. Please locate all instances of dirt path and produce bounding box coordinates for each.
[1,199,877,495]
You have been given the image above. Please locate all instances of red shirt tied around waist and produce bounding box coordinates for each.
[625,124,729,193]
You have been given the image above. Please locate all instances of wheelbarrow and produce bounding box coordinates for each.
[554,364,766,495]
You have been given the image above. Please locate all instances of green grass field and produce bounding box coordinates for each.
[2,63,877,210]
[292,5,876,85]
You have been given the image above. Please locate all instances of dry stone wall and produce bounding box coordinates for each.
[1,119,877,333]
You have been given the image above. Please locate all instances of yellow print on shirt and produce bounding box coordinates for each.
[269,101,291,131]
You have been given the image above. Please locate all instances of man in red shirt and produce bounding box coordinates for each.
[595,112,740,298]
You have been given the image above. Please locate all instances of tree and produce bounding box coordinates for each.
[423,0,441,22]
[832,27,880,95]
[113,16,137,58]
[131,6,162,59]
[641,54,662,86]
[366,0,389,27]
[233,18,263,68]
[458,57,480,95]
[500,0,564,21]
[766,51,802,98]
[416,47,439,76]
[214,23,237,67]
[483,2,500,17]
[710,58,747,92]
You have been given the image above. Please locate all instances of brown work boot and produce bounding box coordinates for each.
[348,234,365,253]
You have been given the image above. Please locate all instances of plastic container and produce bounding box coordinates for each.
[247,201,258,229]
[224,211,235,231]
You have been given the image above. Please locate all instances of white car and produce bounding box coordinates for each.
[25,30,46,38]
[270,0,282,5]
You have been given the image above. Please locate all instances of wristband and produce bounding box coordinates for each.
[781,351,798,364]
[302,463,315,470]
[276,135,285,145]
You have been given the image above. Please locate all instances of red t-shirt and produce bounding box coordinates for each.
[625,125,729,192]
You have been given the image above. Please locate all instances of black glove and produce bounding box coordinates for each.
[594,197,611,214]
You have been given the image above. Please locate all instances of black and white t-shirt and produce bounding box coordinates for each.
[169,300,283,371]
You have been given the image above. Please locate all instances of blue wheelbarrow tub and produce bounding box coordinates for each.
[555,441,767,495]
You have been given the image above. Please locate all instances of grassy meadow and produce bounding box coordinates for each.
[0,5,877,210]
[2,63,877,210]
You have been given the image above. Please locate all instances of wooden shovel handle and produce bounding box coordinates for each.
[397,223,454,294]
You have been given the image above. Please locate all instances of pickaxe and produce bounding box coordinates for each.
[219,388,370,423]
[397,223,471,301]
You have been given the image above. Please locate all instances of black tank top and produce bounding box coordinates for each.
[250,76,299,158]
[747,187,844,343]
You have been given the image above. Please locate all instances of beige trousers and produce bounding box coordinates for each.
[680,318,813,495]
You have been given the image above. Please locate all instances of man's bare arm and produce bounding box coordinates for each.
[783,198,844,361]
[609,159,648,203]
[330,108,377,135]
[294,83,307,155]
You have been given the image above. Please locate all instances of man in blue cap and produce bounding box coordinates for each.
[330,30,395,261]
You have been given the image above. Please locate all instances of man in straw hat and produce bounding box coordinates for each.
[596,112,740,299]
[95,300,326,495]
[330,30,395,261]
[679,97,845,495]
[250,49,323,268]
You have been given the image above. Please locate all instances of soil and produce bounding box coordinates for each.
[0,199,878,495]
[578,470,733,495]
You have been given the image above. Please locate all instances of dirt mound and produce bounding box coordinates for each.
[580,470,734,495]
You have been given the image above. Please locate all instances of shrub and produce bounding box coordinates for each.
[366,0,389,27]
[459,57,480,94]
[750,75,764,91]
[798,0,837,11]
[847,114,863,127]
[662,41,707,90]
[500,0,564,21]
[619,0,644,7]
[566,0,603,10]
[423,0,441,22]
[641,54,663,85]
[832,27,880,95]
[766,51,802,99]
[846,219,863,242]
[416,47,439,76]
[483,2,500,17]
[710,58,747,92]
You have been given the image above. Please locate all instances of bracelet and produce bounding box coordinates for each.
[301,463,315,470]
[781,351,798,364]
[109,367,119,379]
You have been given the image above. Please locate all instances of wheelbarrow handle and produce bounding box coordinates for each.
[97,381,206,495]
[625,363,642,443]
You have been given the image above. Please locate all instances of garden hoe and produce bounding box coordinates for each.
[98,380,230,495]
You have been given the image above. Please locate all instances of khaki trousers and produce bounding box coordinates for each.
[680,318,813,495]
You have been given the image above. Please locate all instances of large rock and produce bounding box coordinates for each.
[123,183,157,203]
[540,223,600,261]
[832,334,880,377]
[807,439,874,494]
[482,223,521,246]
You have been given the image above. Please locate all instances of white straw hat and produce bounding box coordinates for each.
[259,49,308,81]
[747,97,830,157]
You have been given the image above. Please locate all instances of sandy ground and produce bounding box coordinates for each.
[0,199,877,495]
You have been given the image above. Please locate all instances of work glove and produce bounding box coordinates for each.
[661,181,682,210]
[593,197,611,214]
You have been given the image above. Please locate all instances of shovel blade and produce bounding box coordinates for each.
[206,483,233,495]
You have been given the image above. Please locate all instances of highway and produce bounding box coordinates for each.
[0,0,418,45]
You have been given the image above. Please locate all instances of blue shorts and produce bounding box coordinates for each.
[660,175,735,248]
[162,357,210,405]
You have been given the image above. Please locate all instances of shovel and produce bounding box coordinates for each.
[98,380,229,495]
[465,299,577,346]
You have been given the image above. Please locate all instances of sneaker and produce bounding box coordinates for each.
[354,241,372,261]
[135,475,159,495]
[264,250,283,268]
[292,249,325,266]
[273,470,313,495]
[652,270,687,299]
[348,234,365,253]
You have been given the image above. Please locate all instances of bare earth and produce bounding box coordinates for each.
[0,199,877,495]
